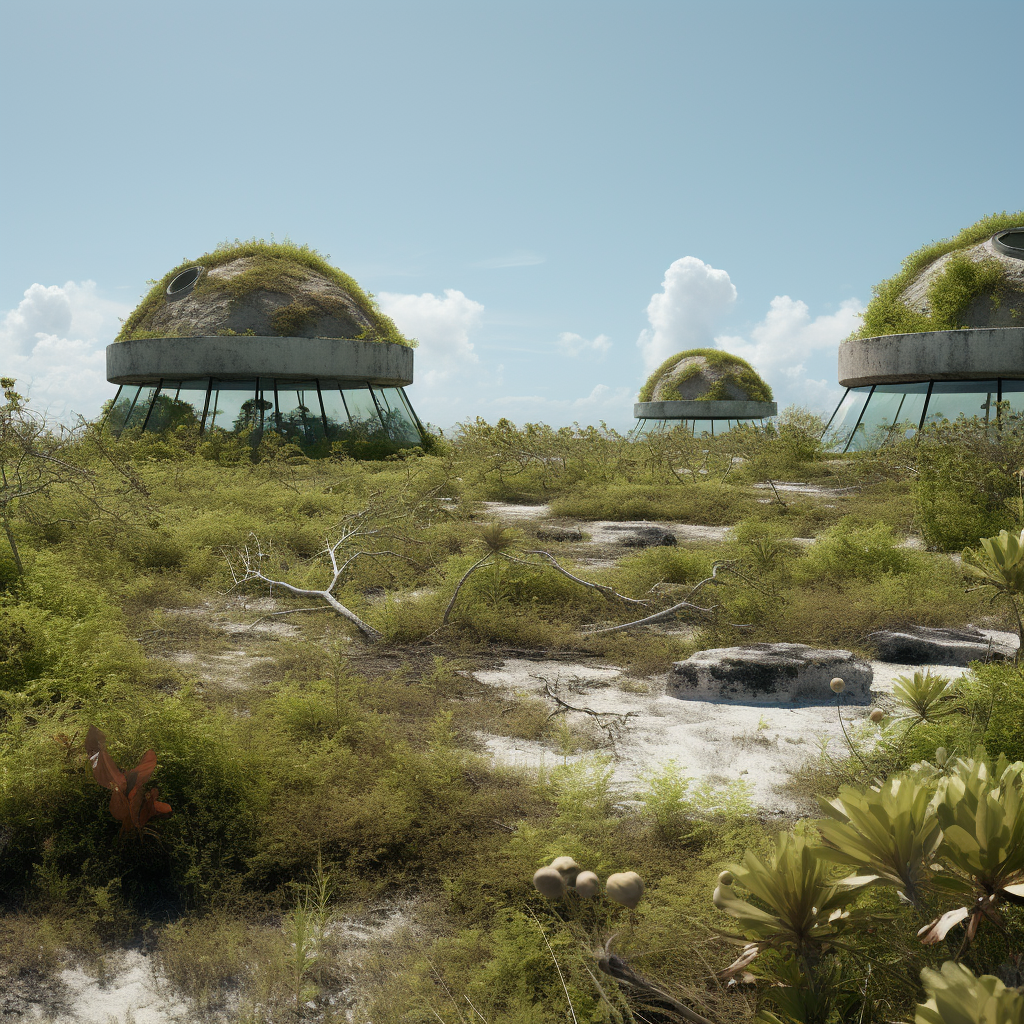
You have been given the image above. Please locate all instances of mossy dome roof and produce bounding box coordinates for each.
[116,240,413,347]
[638,349,773,404]
[855,212,1024,339]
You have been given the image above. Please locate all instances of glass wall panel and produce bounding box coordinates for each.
[319,383,352,440]
[851,383,931,450]
[145,379,208,432]
[341,386,386,436]
[824,387,871,452]
[206,381,259,434]
[1000,381,1024,427]
[374,387,422,444]
[106,386,140,434]
[273,381,324,443]
[123,385,159,431]
[688,419,713,437]
[922,381,998,429]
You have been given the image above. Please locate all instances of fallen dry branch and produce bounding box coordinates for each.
[542,679,638,755]
[517,550,649,605]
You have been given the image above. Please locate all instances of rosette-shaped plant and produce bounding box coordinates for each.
[963,529,1024,657]
[816,771,942,908]
[916,961,1024,1024]
[711,832,870,979]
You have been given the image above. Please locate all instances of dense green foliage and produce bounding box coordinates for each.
[115,238,413,347]
[4,388,1024,1020]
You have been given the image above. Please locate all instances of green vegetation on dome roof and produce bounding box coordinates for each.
[638,347,773,403]
[853,211,1024,339]
[116,238,414,347]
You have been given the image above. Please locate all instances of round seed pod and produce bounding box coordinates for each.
[574,871,600,897]
[550,856,581,885]
[606,871,644,909]
[533,866,566,899]
[718,870,734,886]
[830,677,846,694]
[869,708,884,723]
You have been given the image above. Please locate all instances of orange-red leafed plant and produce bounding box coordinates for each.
[85,726,172,836]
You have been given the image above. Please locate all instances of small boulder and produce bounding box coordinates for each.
[619,526,677,548]
[866,625,1017,666]
[535,525,583,542]
[670,643,872,704]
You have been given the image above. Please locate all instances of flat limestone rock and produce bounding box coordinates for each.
[670,643,872,704]
[866,625,1017,666]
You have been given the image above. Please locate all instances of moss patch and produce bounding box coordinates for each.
[638,347,773,403]
[117,239,413,347]
[854,210,1024,339]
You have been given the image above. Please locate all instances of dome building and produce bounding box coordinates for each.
[105,241,425,449]
[825,215,1024,452]
[631,348,777,436]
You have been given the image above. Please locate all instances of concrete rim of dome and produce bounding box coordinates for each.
[634,400,778,420]
[992,229,1024,261]
[838,327,1024,388]
[107,336,414,387]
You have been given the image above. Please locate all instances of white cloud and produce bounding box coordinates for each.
[377,288,484,387]
[1,281,130,422]
[636,256,737,371]
[556,331,612,357]
[715,295,862,413]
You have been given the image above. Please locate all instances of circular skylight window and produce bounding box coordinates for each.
[993,229,1024,260]
[166,266,203,297]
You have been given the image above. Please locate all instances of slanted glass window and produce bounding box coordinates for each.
[123,385,159,431]
[206,381,259,434]
[146,380,208,432]
[106,386,140,433]
[825,386,871,452]
[851,383,931,450]
[273,382,324,443]
[1000,380,1024,427]
[318,382,351,440]
[689,419,713,437]
[341,386,385,437]
[374,387,422,444]
[922,381,998,429]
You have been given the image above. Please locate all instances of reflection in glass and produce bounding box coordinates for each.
[123,386,159,431]
[342,386,383,435]
[274,382,323,443]
[922,381,998,429]
[206,381,258,434]
[320,384,351,440]
[848,383,930,451]
[106,386,140,433]
[825,387,871,451]
[145,380,208,432]
[1001,381,1024,426]
[374,387,421,444]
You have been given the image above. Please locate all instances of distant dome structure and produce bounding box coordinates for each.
[826,213,1024,451]
[105,240,425,450]
[632,348,776,436]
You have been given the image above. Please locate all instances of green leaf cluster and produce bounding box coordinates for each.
[917,961,1024,1024]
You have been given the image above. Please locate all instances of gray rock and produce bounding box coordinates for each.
[618,525,677,548]
[535,525,583,542]
[866,625,1017,666]
[670,643,872,704]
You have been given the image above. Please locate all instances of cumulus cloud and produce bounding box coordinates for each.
[636,256,862,414]
[556,331,612,357]
[377,288,484,387]
[1,281,129,421]
[636,256,737,371]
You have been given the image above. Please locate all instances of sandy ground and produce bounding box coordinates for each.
[470,637,1016,814]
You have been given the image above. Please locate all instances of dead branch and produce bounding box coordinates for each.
[440,553,493,625]
[228,532,383,642]
[516,550,649,606]
[542,679,637,755]
[581,562,734,636]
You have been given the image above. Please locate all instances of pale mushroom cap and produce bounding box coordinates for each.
[550,856,581,884]
[606,871,644,909]
[533,866,566,899]
[830,677,846,694]
[869,708,884,723]
[718,870,734,886]
[574,871,600,897]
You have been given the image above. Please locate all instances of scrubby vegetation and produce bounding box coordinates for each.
[853,210,1024,339]
[638,348,774,404]
[3,379,1024,1021]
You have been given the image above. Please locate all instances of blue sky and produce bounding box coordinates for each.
[2,1,1021,430]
